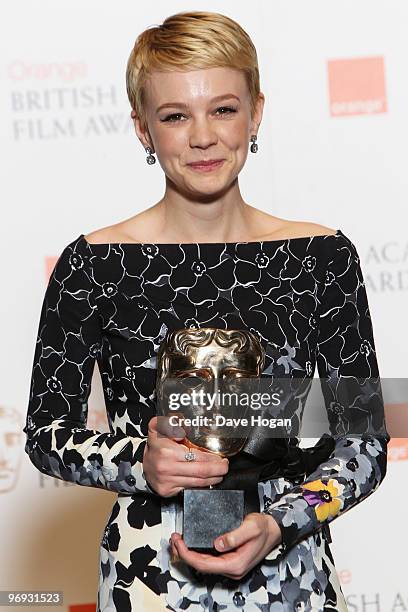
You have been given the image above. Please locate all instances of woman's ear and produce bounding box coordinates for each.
[250,92,265,136]
[131,110,154,153]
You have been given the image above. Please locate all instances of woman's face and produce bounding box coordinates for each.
[132,66,264,199]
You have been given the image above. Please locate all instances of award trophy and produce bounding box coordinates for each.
[155,327,265,550]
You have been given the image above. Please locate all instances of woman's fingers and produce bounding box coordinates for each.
[213,513,261,552]
[156,414,186,440]
[145,416,230,493]
[149,415,186,441]
[146,436,229,475]
[172,455,229,478]
[171,533,255,579]
[168,475,226,488]
[175,447,228,463]
[170,515,271,579]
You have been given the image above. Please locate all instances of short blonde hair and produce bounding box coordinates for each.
[126,11,261,131]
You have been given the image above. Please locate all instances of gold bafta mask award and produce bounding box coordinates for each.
[155,327,265,550]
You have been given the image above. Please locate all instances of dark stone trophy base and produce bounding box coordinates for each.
[183,489,244,549]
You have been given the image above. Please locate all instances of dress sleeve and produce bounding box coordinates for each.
[23,237,157,496]
[263,231,390,551]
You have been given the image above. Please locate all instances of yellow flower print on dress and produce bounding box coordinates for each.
[301,478,342,521]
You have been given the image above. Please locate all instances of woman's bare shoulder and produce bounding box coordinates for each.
[281,220,337,239]
[254,213,337,240]
[83,218,149,245]
[83,226,124,244]
[83,214,337,245]
[83,206,160,244]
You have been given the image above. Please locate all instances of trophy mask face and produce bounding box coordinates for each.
[156,328,265,455]
[168,340,258,392]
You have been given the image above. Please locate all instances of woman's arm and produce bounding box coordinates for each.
[23,237,157,495]
[263,231,390,551]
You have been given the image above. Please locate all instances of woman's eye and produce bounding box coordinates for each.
[162,113,185,122]
[161,106,237,123]
[216,106,237,115]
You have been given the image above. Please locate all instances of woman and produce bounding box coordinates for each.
[23,11,389,612]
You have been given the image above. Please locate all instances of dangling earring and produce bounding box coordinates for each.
[250,135,258,153]
[145,146,156,165]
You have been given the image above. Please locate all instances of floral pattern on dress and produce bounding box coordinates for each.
[301,479,343,522]
[23,229,389,611]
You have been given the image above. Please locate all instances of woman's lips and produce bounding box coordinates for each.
[187,160,224,172]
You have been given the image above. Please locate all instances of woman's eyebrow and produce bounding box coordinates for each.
[155,93,240,113]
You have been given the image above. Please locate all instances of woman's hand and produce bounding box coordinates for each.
[142,416,229,497]
[170,512,283,580]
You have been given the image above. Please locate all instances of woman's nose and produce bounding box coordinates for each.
[188,119,218,148]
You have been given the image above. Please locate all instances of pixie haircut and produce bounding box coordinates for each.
[126,11,260,132]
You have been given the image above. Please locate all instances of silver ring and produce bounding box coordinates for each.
[185,450,196,462]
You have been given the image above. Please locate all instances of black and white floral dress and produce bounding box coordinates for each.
[23,229,389,611]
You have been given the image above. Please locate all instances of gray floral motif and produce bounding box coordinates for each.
[23,229,389,611]
[98,547,117,612]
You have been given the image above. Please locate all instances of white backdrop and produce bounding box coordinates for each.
[1,1,407,610]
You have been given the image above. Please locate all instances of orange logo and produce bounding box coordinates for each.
[385,403,408,460]
[69,605,96,612]
[328,56,387,117]
[388,438,408,462]
[45,256,58,282]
